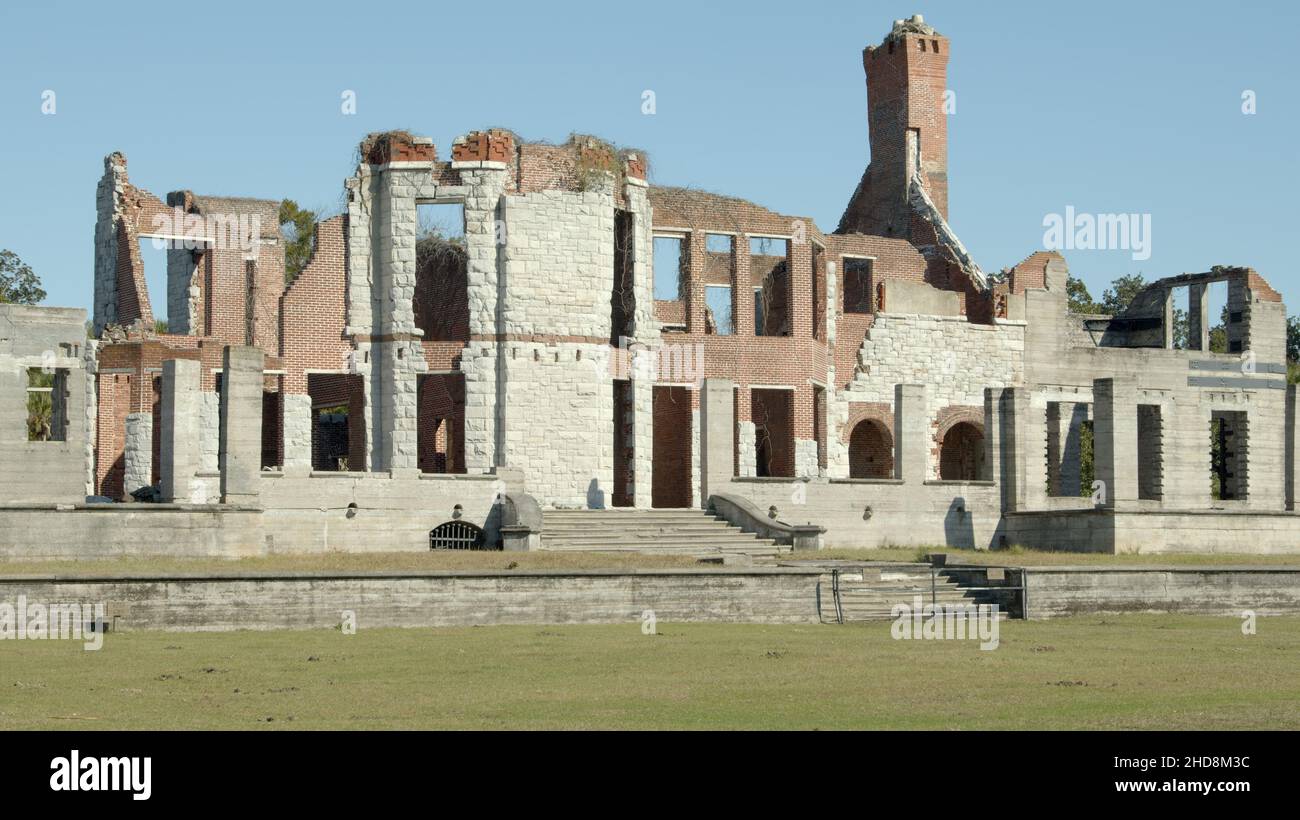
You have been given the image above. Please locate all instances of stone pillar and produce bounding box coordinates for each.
[0,366,26,444]
[282,393,313,476]
[701,378,735,502]
[159,359,200,503]
[893,383,927,483]
[631,377,654,509]
[982,387,1001,486]
[219,346,264,504]
[1093,377,1138,509]
[123,412,153,498]
[1000,387,1035,511]
[1288,385,1298,511]
[374,340,422,475]
[457,162,510,475]
[1188,282,1210,351]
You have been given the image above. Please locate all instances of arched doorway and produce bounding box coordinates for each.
[938,421,984,481]
[848,419,893,479]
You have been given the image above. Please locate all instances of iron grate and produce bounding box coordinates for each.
[429,521,494,551]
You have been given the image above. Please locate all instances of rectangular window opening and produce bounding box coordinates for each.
[26,367,69,442]
[1137,404,1163,501]
[751,237,791,336]
[415,203,469,342]
[842,257,873,314]
[308,373,366,472]
[1211,410,1248,501]
[706,285,734,336]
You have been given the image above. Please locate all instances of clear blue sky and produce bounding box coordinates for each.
[2,0,1297,316]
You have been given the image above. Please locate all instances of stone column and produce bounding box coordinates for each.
[123,412,153,498]
[1188,282,1210,351]
[281,393,313,476]
[219,346,264,504]
[631,377,654,509]
[1000,386,1036,511]
[0,366,26,444]
[700,378,735,502]
[1288,384,1298,511]
[893,383,927,483]
[369,168,425,476]
[1093,377,1138,509]
[982,387,1001,486]
[458,163,510,474]
[159,359,200,503]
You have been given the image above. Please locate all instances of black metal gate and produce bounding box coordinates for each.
[428,521,492,551]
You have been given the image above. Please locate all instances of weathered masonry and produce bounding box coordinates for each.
[3,14,1299,556]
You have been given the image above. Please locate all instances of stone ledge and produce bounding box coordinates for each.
[0,566,829,584]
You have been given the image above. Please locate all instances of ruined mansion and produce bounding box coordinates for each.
[1,15,1297,557]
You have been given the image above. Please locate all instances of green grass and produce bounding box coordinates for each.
[2,616,1296,729]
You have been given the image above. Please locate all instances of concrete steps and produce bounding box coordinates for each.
[814,565,1010,622]
[541,508,787,558]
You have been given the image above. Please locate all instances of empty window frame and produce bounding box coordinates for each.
[414,203,469,342]
[653,236,685,301]
[706,286,734,335]
[308,373,365,472]
[1210,410,1248,501]
[751,237,791,337]
[26,367,69,442]
[1137,404,1163,501]
[137,237,170,333]
[1045,402,1092,497]
[842,257,873,314]
[751,388,794,478]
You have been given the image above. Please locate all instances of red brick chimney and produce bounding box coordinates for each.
[838,14,950,238]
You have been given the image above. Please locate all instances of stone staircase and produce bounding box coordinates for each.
[812,563,1011,622]
[541,508,788,559]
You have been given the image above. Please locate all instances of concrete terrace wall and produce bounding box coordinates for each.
[722,477,1002,549]
[0,472,506,559]
[1006,509,1300,555]
[0,568,824,631]
[1023,566,1300,618]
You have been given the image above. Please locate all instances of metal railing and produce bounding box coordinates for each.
[825,566,1030,622]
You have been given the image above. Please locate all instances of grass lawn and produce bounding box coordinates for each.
[1,615,1296,729]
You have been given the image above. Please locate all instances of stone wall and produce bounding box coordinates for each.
[0,306,91,505]
[830,313,1024,479]
[0,568,824,631]
[1022,566,1300,618]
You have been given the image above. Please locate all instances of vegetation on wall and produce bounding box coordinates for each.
[279,200,318,284]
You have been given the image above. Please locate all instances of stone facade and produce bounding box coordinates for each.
[0,15,1296,557]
